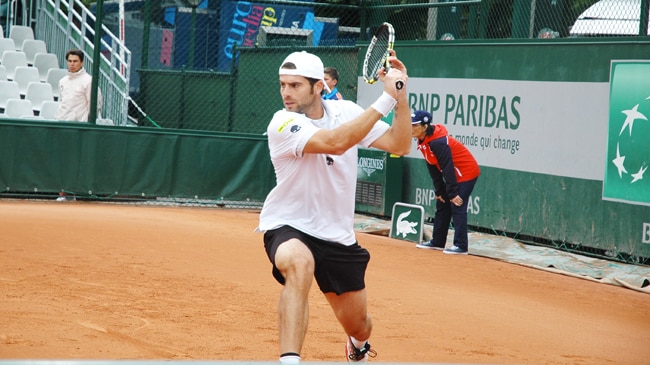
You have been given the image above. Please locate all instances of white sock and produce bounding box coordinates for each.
[280,353,300,364]
[350,336,367,349]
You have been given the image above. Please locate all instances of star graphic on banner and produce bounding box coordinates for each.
[612,143,627,178]
[631,165,647,183]
[619,104,647,136]
[613,97,649,189]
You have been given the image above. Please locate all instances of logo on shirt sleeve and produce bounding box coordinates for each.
[277,118,294,133]
[290,125,301,133]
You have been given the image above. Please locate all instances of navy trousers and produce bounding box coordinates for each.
[430,177,478,250]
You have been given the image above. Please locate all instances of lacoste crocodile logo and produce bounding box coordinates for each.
[395,210,418,238]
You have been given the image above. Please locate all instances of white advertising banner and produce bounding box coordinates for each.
[358,77,609,181]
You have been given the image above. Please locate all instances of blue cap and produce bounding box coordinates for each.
[411,110,432,125]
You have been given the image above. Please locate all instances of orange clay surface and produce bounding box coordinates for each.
[1,200,649,364]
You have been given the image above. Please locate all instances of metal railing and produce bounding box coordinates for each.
[34,0,131,125]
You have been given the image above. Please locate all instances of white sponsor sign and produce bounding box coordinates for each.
[358,77,609,181]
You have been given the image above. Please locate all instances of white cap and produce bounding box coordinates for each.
[279,51,330,92]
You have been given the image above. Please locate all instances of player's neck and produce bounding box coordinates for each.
[304,102,325,121]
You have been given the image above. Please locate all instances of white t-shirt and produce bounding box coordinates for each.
[258,100,390,245]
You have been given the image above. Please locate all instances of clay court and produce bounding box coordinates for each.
[1,200,649,364]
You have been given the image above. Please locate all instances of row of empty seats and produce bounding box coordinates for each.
[0,98,59,119]
[0,65,67,98]
[0,38,49,65]
[0,25,36,52]
[2,51,60,81]
[0,77,63,113]
[0,97,110,124]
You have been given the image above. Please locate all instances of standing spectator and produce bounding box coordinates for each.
[56,48,102,122]
[322,66,343,100]
[412,110,480,254]
[258,50,409,363]
[55,49,103,202]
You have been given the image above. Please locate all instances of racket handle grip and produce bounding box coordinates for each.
[395,80,404,90]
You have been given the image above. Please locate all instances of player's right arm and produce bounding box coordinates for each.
[303,107,384,155]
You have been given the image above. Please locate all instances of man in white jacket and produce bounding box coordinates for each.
[55,48,102,122]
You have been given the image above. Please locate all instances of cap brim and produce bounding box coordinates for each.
[279,69,330,93]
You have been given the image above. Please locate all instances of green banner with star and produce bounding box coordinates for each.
[604,61,650,206]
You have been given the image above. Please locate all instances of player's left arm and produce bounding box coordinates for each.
[370,52,411,156]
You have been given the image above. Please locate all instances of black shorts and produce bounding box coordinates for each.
[263,225,370,295]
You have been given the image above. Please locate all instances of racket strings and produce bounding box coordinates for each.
[365,29,390,79]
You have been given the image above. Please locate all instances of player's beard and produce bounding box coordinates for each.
[285,85,319,117]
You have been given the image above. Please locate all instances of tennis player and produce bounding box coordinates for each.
[258,51,409,364]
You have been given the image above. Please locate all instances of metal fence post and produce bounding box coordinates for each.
[89,0,104,124]
[640,0,649,36]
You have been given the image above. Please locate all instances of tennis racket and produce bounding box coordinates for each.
[363,22,404,90]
